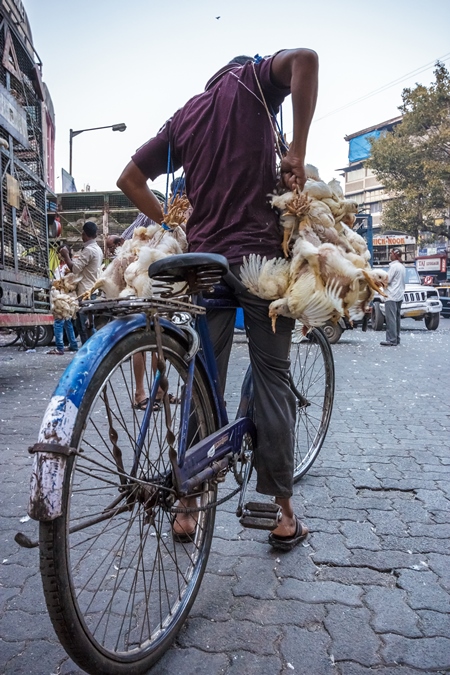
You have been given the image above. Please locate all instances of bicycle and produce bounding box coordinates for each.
[21,252,334,674]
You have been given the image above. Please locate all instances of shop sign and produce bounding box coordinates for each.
[373,235,416,246]
[416,257,447,273]
[0,83,29,148]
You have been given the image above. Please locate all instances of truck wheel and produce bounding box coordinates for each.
[323,321,343,344]
[371,303,384,331]
[21,325,54,348]
[425,313,439,330]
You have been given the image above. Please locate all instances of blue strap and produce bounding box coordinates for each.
[164,144,172,213]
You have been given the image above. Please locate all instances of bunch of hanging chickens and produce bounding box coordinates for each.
[84,196,189,300]
[240,165,388,331]
[50,277,80,320]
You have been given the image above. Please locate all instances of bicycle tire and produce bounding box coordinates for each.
[39,329,218,675]
[290,326,335,481]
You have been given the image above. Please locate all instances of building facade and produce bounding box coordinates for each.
[341,116,401,231]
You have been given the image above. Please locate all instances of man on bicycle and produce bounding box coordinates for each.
[117,48,318,551]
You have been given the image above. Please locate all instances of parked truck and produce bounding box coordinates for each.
[0,0,56,346]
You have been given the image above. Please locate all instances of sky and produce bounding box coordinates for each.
[24,0,450,197]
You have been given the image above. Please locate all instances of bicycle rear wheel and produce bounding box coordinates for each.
[39,329,218,674]
[290,326,335,481]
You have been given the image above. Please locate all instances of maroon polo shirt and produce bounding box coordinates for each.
[132,56,290,264]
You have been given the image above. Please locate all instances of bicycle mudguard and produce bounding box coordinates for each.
[28,314,190,522]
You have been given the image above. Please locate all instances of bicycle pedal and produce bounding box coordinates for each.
[239,501,282,531]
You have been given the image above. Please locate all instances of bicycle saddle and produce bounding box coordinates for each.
[148,253,229,292]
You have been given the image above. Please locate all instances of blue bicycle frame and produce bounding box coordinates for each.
[141,292,256,496]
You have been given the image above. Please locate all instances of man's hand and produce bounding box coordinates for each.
[280,152,307,191]
[58,246,70,262]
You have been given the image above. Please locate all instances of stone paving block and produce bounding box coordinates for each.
[430,509,450,524]
[364,587,421,637]
[232,557,279,599]
[0,609,54,641]
[408,522,450,539]
[333,495,387,511]
[57,657,87,674]
[279,624,334,674]
[151,646,229,675]
[335,662,421,675]
[0,639,26,673]
[228,651,284,675]
[426,552,450,591]
[0,563,36,589]
[370,464,404,480]
[417,609,450,638]
[301,516,337,535]
[396,569,450,612]
[308,531,352,566]
[381,534,450,556]
[189,573,234,622]
[325,605,381,667]
[277,578,362,607]
[349,549,425,571]
[210,535,268,558]
[414,488,450,511]
[340,520,382,551]
[306,506,369,522]
[389,498,433,523]
[316,566,396,588]
[382,633,450,671]
[206,552,239,577]
[4,640,65,675]
[298,484,333,507]
[230,597,326,627]
[5,573,46,615]
[259,547,317,583]
[177,617,279,654]
[366,510,408,535]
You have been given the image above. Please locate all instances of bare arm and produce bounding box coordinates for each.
[271,48,319,190]
[117,161,164,223]
[59,246,74,271]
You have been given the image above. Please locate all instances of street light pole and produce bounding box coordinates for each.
[68,123,127,176]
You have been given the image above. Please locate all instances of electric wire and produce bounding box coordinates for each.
[314,51,450,122]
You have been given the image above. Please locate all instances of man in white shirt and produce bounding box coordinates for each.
[380,248,406,346]
[59,221,103,343]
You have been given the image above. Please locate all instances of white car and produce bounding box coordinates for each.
[371,265,442,331]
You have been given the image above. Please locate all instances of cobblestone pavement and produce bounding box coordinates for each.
[1,319,449,674]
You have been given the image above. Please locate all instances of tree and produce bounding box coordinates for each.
[367,62,450,239]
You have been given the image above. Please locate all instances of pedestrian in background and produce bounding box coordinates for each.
[59,221,103,343]
[46,248,79,355]
[380,248,406,346]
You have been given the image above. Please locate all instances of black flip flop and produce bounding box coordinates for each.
[268,516,308,552]
[172,528,196,544]
[132,398,160,412]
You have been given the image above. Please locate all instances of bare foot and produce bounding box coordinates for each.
[271,496,297,537]
[173,497,198,538]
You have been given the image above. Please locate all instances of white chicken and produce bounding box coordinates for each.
[83,194,190,300]
[120,231,183,298]
[240,255,291,300]
[50,288,79,320]
[241,165,387,332]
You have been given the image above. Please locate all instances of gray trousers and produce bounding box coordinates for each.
[385,300,402,345]
[206,265,296,499]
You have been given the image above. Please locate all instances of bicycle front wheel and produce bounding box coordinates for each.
[39,329,218,674]
[290,326,335,481]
